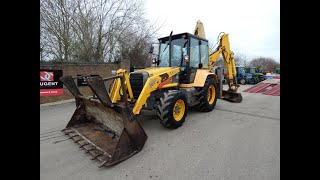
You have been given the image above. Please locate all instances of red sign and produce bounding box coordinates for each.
[40,69,63,96]
[40,71,54,81]
[40,89,64,96]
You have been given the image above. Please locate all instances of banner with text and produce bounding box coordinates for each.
[40,70,63,96]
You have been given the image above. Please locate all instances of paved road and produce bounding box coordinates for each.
[40,85,280,180]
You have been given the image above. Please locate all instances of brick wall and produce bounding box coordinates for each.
[40,62,129,104]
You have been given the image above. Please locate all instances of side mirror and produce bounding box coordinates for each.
[152,57,157,64]
[184,55,189,63]
[152,57,160,66]
[149,45,154,54]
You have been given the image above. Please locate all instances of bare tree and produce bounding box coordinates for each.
[250,57,280,72]
[41,0,77,62]
[212,52,249,67]
[234,53,249,66]
[40,0,163,63]
[116,17,164,67]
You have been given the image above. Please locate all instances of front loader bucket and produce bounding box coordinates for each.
[60,76,147,168]
[222,90,243,103]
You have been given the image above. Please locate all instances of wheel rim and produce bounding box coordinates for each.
[207,85,216,105]
[240,79,245,84]
[173,99,185,121]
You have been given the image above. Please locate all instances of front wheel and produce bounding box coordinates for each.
[157,90,187,129]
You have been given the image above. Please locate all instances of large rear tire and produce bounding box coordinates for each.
[197,77,218,112]
[157,90,187,129]
[249,78,255,84]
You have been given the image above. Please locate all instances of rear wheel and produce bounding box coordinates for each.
[222,79,227,85]
[157,90,187,129]
[249,78,255,84]
[197,77,218,112]
[239,78,246,85]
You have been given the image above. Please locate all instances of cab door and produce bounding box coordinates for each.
[188,38,209,83]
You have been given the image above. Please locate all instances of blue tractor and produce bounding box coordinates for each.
[222,66,255,85]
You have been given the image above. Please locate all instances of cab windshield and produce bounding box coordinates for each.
[158,38,188,67]
[238,67,246,75]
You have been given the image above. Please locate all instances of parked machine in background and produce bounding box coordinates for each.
[222,66,254,85]
[245,67,265,84]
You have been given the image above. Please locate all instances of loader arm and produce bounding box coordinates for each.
[108,68,180,115]
[109,69,134,103]
[132,67,180,115]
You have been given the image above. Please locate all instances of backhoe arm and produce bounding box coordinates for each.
[194,20,242,102]
[195,21,237,90]
[209,34,238,92]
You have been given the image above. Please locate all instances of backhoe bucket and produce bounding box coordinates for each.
[222,90,243,103]
[59,76,147,168]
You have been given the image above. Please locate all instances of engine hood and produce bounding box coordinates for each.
[133,67,179,77]
[245,73,253,77]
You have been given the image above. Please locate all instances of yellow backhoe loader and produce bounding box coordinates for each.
[59,21,242,168]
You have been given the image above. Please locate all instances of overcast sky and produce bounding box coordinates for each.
[144,0,280,62]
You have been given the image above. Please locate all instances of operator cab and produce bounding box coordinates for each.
[157,32,209,84]
[236,66,246,77]
[245,67,256,74]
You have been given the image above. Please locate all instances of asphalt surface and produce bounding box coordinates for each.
[40,85,280,180]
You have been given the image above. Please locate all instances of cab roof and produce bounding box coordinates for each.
[158,32,208,42]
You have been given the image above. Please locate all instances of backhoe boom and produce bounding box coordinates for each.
[194,21,239,92]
